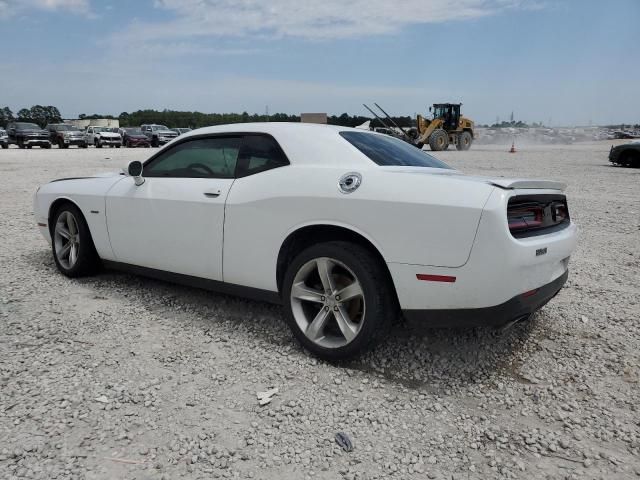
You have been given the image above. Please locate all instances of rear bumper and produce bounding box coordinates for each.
[403,269,568,327]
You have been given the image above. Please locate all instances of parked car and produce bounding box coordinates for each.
[45,124,88,149]
[6,122,51,149]
[0,128,8,149]
[122,128,151,148]
[609,141,640,167]
[172,128,192,136]
[33,123,577,360]
[141,124,178,147]
[613,131,634,139]
[85,126,122,148]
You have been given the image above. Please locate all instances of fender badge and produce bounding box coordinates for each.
[536,247,547,257]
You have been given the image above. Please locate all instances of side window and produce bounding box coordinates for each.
[143,137,242,179]
[237,135,289,177]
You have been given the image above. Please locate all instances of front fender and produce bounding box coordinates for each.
[34,176,124,260]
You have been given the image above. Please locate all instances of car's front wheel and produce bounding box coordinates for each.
[283,241,395,360]
[51,204,100,277]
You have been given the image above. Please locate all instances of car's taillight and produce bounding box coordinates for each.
[508,204,544,233]
[507,195,570,238]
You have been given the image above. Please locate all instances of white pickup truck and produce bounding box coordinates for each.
[85,126,122,148]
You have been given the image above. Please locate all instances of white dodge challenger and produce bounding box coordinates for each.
[34,123,578,359]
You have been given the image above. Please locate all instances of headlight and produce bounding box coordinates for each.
[63,132,70,138]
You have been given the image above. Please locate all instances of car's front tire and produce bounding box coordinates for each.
[282,241,395,360]
[51,204,100,277]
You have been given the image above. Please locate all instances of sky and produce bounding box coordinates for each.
[0,0,638,126]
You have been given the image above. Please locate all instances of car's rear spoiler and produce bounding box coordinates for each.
[488,178,567,191]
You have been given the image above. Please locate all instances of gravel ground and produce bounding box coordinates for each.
[0,141,638,480]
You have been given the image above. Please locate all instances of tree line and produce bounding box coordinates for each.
[0,105,414,129]
[0,105,62,128]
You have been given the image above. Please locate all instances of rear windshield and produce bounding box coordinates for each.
[340,131,452,169]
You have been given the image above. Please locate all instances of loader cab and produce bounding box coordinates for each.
[431,103,461,131]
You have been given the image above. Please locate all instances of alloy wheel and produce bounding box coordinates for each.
[290,257,365,349]
[54,211,80,269]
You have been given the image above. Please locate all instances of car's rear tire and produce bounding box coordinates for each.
[152,137,159,147]
[282,241,395,360]
[95,139,102,148]
[51,203,100,278]
[429,129,449,151]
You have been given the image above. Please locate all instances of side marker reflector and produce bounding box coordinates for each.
[416,274,456,283]
[37,222,47,227]
[522,289,538,298]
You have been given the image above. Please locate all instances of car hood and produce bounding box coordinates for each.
[380,166,567,191]
[19,129,48,135]
[156,130,177,135]
[97,132,121,138]
[128,135,148,140]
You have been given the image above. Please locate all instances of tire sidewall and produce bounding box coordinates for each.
[282,242,392,360]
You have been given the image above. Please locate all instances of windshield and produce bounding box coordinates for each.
[52,124,75,131]
[339,131,453,169]
[92,127,108,132]
[126,128,143,134]
[16,122,41,129]
[153,125,170,131]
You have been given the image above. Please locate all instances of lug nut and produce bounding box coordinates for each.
[335,295,341,301]
[325,306,329,312]
[333,306,339,311]
[321,296,325,301]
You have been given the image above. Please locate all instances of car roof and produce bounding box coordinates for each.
[177,122,376,167]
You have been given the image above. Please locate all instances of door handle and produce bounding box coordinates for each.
[203,191,221,198]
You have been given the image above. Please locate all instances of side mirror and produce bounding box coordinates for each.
[428,106,432,112]
[127,160,145,186]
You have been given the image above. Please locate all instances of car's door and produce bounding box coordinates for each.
[105,135,242,280]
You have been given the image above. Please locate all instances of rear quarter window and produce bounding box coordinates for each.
[339,131,452,169]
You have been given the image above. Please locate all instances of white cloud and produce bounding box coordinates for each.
[0,0,90,17]
[116,0,530,43]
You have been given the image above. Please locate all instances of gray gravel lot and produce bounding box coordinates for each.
[1,141,639,479]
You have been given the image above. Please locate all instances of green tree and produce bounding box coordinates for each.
[17,108,32,121]
[0,106,14,127]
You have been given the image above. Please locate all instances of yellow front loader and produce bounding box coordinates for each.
[415,103,475,151]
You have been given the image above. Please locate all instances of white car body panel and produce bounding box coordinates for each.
[223,166,494,292]
[34,175,123,260]
[390,188,577,310]
[105,176,233,280]
[34,123,578,324]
